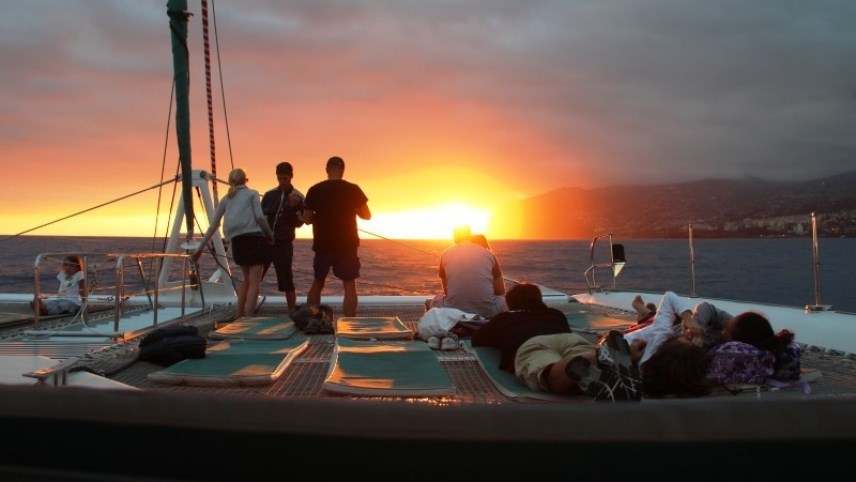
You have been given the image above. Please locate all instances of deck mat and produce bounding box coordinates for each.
[464,340,581,402]
[147,338,309,387]
[334,316,413,340]
[208,315,297,340]
[322,337,456,396]
[563,308,636,334]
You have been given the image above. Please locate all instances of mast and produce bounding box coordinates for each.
[167,0,195,239]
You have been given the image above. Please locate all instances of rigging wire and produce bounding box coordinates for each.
[209,0,236,173]
[154,80,177,261]
[358,229,441,258]
[0,182,177,243]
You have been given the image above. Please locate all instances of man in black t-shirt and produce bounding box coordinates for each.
[303,156,371,316]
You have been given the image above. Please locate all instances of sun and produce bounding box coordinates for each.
[357,202,492,240]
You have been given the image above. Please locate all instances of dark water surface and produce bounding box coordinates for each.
[1,236,854,312]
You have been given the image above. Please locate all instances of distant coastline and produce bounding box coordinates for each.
[497,171,856,240]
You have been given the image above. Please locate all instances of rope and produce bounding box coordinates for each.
[201,0,219,205]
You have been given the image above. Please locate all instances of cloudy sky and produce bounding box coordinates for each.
[2,0,855,238]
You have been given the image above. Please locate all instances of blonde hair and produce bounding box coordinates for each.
[227,168,247,198]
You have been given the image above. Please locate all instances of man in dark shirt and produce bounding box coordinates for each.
[472,282,642,401]
[261,162,304,311]
[303,156,371,316]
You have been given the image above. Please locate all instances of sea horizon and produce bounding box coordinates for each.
[1,235,854,313]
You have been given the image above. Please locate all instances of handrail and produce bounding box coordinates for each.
[806,212,830,313]
[584,233,625,293]
[33,251,194,331]
[688,224,696,297]
[112,252,188,329]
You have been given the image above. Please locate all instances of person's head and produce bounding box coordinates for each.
[471,234,491,250]
[226,168,248,197]
[641,335,711,398]
[452,225,472,244]
[326,156,345,179]
[275,162,294,188]
[725,311,778,350]
[504,282,547,311]
[62,255,82,274]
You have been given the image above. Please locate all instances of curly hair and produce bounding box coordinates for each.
[642,335,712,398]
[730,311,794,351]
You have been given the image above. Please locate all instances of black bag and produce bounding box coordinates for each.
[138,325,207,366]
[290,304,335,334]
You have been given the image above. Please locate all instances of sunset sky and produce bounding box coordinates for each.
[2,1,856,240]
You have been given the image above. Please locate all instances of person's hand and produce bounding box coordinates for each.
[683,325,703,346]
[288,192,301,206]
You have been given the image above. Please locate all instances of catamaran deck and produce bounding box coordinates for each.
[4,300,855,402]
[2,299,856,481]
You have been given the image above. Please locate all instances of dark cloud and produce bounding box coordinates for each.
[2,0,855,190]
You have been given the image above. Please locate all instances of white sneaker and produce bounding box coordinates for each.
[427,336,441,350]
[440,336,459,351]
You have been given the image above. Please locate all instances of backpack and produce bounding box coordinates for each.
[772,342,803,381]
[138,325,207,366]
[290,304,335,334]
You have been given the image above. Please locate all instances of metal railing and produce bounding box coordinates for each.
[33,251,197,330]
[584,233,626,292]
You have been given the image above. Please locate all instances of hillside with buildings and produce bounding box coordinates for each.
[500,171,856,239]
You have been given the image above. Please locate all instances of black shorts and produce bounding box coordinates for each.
[231,234,271,267]
[313,248,361,281]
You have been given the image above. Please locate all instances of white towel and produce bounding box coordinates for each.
[417,307,485,340]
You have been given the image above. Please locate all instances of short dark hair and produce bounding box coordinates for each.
[276,162,293,176]
[505,282,546,311]
[63,255,82,270]
[326,156,345,168]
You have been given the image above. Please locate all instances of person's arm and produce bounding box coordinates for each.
[193,202,227,260]
[355,186,371,220]
[491,255,506,295]
[303,208,314,225]
[252,194,274,241]
[438,258,448,295]
[289,189,305,227]
[357,203,371,220]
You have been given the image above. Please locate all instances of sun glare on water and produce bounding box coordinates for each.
[358,202,492,240]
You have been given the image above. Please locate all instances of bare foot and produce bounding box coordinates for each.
[631,295,647,316]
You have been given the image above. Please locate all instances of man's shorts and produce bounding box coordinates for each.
[514,333,595,392]
[313,248,361,281]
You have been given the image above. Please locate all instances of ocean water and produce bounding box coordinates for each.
[1,235,854,313]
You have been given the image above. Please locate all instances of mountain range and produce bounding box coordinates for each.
[499,170,856,239]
